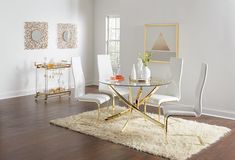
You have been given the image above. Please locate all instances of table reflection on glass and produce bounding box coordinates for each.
[99,77,171,131]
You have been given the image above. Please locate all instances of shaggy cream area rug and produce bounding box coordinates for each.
[50,106,231,160]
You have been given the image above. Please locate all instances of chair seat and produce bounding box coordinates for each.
[78,93,110,104]
[147,94,179,106]
[162,104,197,117]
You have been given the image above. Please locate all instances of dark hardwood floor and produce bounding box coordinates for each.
[0,86,235,160]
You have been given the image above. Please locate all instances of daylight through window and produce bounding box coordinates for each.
[106,16,120,72]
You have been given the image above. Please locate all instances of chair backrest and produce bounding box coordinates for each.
[194,63,208,116]
[97,54,113,80]
[97,54,113,91]
[71,57,85,98]
[165,57,183,99]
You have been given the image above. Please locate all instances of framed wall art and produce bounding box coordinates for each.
[24,22,48,49]
[144,24,179,63]
[57,23,77,49]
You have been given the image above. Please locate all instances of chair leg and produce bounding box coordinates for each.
[144,103,147,121]
[97,104,101,122]
[165,116,168,134]
[164,116,169,144]
[112,96,115,114]
[158,105,161,121]
[144,103,147,114]
[107,99,111,113]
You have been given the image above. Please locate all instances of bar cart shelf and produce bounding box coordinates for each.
[35,62,71,102]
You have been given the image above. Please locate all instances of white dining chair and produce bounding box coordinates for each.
[97,54,129,112]
[144,57,183,120]
[163,63,208,142]
[72,57,110,121]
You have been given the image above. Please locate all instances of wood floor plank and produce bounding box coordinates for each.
[0,86,234,160]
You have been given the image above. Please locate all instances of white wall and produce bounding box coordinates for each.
[94,0,120,83]
[0,0,94,99]
[94,0,235,119]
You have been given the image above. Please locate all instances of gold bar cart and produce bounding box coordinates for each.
[34,62,71,102]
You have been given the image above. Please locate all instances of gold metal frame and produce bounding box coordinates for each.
[164,115,205,145]
[78,99,102,122]
[103,83,204,145]
[144,23,179,63]
[144,103,164,121]
[35,63,71,102]
[105,85,164,131]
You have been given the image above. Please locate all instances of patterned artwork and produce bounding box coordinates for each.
[24,22,48,49]
[57,23,77,49]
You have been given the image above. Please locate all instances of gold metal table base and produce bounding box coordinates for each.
[105,85,164,131]
[105,108,131,121]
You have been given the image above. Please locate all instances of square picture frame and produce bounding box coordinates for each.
[24,22,48,50]
[57,23,77,49]
[144,24,179,63]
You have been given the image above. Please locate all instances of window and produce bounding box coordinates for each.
[105,16,120,71]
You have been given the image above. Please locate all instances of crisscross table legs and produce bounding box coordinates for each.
[105,85,164,130]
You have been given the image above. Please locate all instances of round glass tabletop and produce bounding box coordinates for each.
[99,77,171,87]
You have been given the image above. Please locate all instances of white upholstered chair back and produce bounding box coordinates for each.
[97,54,113,91]
[165,57,183,99]
[194,63,208,116]
[71,57,85,98]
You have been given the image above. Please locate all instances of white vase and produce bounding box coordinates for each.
[142,66,151,80]
[137,58,143,79]
[130,64,137,80]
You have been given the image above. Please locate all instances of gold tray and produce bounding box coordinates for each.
[129,77,150,83]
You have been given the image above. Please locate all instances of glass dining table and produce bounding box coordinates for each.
[99,77,171,131]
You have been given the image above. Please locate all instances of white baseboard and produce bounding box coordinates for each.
[0,89,35,100]
[203,107,235,121]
